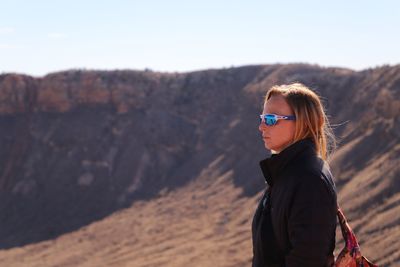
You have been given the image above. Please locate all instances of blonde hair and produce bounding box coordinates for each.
[264,83,336,160]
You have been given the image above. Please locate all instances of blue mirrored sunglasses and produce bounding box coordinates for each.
[259,113,296,126]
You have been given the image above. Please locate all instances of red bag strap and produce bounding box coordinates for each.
[336,205,379,267]
[337,204,361,255]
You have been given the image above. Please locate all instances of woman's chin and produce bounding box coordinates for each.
[264,142,271,150]
[263,141,276,153]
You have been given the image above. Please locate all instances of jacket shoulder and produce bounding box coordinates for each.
[286,157,337,203]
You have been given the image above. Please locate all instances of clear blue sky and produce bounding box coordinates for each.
[1,0,399,76]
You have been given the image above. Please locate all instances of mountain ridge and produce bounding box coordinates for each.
[0,63,399,266]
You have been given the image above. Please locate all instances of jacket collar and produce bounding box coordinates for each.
[259,138,316,187]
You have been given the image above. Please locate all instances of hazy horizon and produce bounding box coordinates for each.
[1,0,399,76]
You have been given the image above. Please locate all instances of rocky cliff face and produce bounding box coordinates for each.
[0,64,399,266]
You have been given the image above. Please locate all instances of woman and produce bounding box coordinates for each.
[252,83,338,267]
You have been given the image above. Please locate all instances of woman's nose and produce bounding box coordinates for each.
[259,122,265,132]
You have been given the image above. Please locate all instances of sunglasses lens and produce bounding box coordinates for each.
[266,115,277,126]
[260,115,278,126]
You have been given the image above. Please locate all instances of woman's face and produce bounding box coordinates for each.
[258,94,296,153]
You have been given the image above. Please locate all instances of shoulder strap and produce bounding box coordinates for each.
[337,204,361,256]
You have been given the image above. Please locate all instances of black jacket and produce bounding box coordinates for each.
[252,138,337,267]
